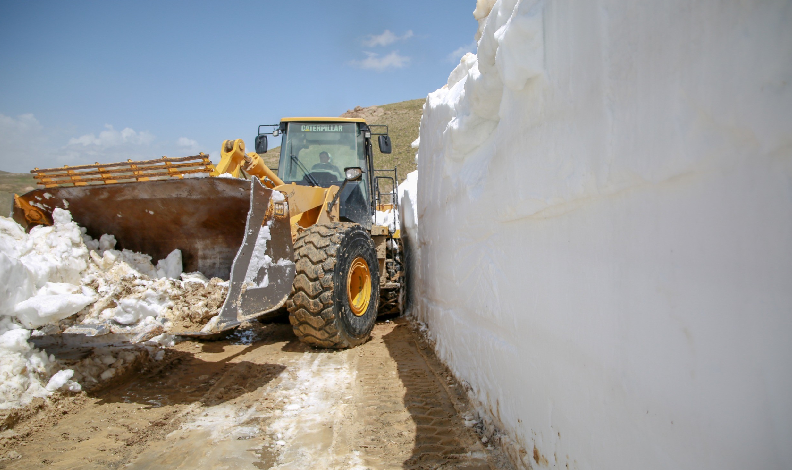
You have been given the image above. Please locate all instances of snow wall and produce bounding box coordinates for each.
[404,1,792,468]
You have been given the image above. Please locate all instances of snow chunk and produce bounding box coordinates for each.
[181,271,209,285]
[244,223,272,287]
[14,289,94,328]
[52,207,73,225]
[0,252,36,315]
[99,234,116,251]
[374,209,399,233]
[45,369,80,392]
[149,333,177,347]
[112,289,172,325]
[156,249,183,279]
[0,328,33,353]
[271,190,285,202]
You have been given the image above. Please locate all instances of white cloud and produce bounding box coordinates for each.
[0,113,42,136]
[54,124,157,166]
[0,114,203,173]
[448,41,478,62]
[351,51,410,71]
[67,124,154,148]
[362,30,413,47]
[176,137,202,154]
[176,137,197,147]
[0,113,47,172]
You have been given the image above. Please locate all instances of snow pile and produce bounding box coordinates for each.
[373,209,399,233]
[66,234,228,336]
[412,1,792,469]
[0,210,227,408]
[0,317,80,409]
[58,347,151,389]
[1,211,92,327]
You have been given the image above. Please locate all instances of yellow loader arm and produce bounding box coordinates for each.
[213,139,340,235]
[213,139,283,188]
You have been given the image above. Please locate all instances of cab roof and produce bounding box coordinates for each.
[280,117,366,123]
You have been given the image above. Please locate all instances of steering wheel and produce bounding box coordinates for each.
[304,171,342,186]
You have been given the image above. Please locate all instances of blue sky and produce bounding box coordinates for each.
[0,1,478,172]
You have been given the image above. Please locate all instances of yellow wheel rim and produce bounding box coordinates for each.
[347,257,372,316]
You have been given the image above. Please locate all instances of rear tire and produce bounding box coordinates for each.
[287,222,380,348]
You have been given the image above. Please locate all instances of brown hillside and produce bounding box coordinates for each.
[342,98,423,185]
[0,172,36,217]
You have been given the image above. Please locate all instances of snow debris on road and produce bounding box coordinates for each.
[181,402,264,442]
[0,316,74,409]
[0,209,228,409]
[266,351,365,469]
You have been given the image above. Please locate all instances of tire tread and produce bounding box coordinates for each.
[287,222,375,349]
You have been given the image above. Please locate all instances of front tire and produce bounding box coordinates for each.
[287,222,380,348]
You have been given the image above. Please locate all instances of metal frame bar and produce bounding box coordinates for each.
[32,155,216,188]
[368,124,389,136]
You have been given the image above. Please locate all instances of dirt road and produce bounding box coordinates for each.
[0,318,513,469]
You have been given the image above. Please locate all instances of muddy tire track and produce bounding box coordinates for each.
[0,319,513,469]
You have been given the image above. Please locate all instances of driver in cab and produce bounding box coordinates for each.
[311,151,343,179]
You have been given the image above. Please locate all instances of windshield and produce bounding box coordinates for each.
[278,122,366,189]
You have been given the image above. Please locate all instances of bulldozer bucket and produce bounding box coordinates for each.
[186,177,295,335]
[14,176,295,335]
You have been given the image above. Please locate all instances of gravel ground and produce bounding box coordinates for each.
[0,317,514,470]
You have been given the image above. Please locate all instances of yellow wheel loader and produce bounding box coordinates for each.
[13,117,403,349]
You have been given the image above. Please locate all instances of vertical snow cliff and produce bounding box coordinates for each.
[406,0,792,468]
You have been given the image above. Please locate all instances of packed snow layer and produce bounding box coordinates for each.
[408,1,792,469]
[0,210,227,409]
[373,209,399,233]
[266,351,364,469]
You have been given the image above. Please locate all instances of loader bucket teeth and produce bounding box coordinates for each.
[185,177,295,335]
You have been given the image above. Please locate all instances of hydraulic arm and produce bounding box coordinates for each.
[214,139,283,188]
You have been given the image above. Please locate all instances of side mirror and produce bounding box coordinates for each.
[329,167,364,212]
[378,135,392,154]
[255,135,268,154]
[344,167,363,181]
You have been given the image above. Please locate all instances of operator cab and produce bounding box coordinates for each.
[257,118,391,229]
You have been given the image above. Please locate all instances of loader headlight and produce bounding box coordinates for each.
[344,167,363,181]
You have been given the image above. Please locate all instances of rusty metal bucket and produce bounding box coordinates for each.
[14,176,295,335]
